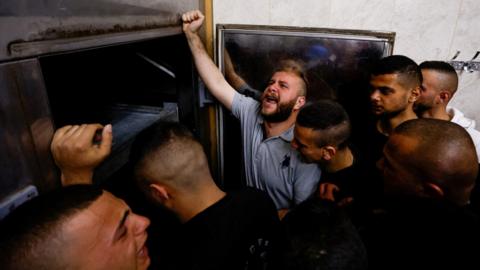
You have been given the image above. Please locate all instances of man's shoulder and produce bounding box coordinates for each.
[229,187,277,209]
[233,92,260,109]
[448,106,477,129]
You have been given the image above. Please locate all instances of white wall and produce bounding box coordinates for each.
[213,0,480,124]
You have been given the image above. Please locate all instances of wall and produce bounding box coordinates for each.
[213,0,480,124]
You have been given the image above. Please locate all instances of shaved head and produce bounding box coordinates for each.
[132,122,211,192]
[419,61,458,95]
[390,119,478,205]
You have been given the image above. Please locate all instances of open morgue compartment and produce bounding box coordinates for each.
[0,0,203,217]
[39,34,199,183]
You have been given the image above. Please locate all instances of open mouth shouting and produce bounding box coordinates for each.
[137,236,151,269]
[262,93,279,109]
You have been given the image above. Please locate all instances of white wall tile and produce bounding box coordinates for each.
[269,0,332,27]
[213,0,270,25]
[450,72,480,124]
[329,0,395,31]
[447,0,480,125]
[449,0,480,61]
[391,0,460,62]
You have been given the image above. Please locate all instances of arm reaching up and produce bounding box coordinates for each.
[224,49,247,90]
[182,10,236,111]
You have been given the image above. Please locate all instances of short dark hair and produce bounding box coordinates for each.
[419,61,458,94]
[419,61,456,74]
[296,100,351,149]
[130,121,195,167]
[131,121,210,190]
[393,119,478,205]
[371,55,422,89]
[0,185,103,270]
[283,198,368,270]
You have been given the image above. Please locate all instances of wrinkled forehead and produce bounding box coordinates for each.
[271,71,304,85]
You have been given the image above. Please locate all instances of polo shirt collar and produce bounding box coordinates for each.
[258,118,294,142]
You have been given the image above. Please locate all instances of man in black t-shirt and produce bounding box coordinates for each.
[291,100,381,211]
[131,122,284,270]
[362,55,421,169]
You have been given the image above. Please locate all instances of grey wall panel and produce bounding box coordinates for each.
[0,59,56,198]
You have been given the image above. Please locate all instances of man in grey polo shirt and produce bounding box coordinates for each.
[182,10,321,216]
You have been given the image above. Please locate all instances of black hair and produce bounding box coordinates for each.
[419,61,456,74]
[0,185,103,270]
[371,55,422,89]
[296,100,351,149]
[283,198,368,270]
[130,121,195,168]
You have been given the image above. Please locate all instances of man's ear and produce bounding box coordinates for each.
[423,182,444,199]
[438,90,451,104]
[409,86,421,103]
[322,146,337,161]
[149,183,170,202]
[294,96,306,110]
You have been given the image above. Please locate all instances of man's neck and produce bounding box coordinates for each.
[325,147,354,173]
[263,115,296,138]
[378,108,417,136]
[420,106,451,121]
[175,179,226,223]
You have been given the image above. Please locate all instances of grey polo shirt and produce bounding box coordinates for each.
[231,92,322,209]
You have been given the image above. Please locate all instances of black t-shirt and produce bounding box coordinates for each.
[321,150,371,201]
[363,196,480,270]
[160,188,284,270]
[321,148,383,228]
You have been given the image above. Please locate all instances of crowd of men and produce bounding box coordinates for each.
[1,9,480,270]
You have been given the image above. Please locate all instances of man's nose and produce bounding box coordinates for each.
[133,214,151,234]
[267,83,279,93]
[370,90,380,101]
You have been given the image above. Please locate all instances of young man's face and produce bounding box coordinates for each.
[292,125,325,164]
[261,71,305,122]
[414,69,440,112]
[64,191,151,270]
[370,73,414,117]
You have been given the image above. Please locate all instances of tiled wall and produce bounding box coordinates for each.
[213,0,480,124]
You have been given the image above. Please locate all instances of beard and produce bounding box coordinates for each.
[413,101,433,115]
[381,106,407,119]
[261,99,297,123]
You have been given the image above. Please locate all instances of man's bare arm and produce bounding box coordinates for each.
[182,10,236,111]
[224,49,247,90]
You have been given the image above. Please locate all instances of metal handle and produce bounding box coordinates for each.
[451,50,461,60]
